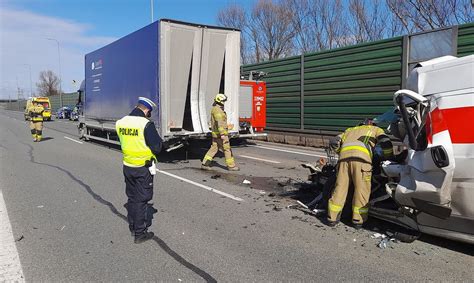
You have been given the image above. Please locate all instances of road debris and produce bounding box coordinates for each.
[259,190,266,195]
[371,233,387,239]
[15,235,24,242]
[296,201,308,209]
[243,179,251,185]
[37,205,44,208]
[211,174,221,179]
[60,225,66,231]
[372,233,396,249]
[311,208,326,215]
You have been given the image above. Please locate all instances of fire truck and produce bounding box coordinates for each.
[239,71,267,134]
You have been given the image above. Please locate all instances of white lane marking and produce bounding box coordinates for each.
[238,155,281,164]
[250,145,326,158]
[157,169,243,202]
[64,136,83,144]
[0,190,25,282]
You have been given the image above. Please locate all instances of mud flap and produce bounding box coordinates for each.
[411,198,452,219]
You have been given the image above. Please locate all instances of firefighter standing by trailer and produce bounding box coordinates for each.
[28,98,44,142]
[116,97,162,244]
[327,119,393,229]
[201,93,239,171]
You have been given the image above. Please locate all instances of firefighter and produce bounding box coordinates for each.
[116,97,163,244]
[28,98,44,142]
[327,118,393,229]
[201,93,239,171]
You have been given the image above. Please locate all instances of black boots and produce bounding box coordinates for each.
[134,231,155,244]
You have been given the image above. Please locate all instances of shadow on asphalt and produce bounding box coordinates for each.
[20,140,218,282]
[38,137,54,142]
[84,138,474,256]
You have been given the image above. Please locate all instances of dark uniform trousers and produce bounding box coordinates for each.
[123,165,154,235]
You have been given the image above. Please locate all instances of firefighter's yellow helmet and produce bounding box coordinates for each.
[214,93,228,104]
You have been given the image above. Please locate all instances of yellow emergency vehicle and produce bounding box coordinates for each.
[24,97,52,121]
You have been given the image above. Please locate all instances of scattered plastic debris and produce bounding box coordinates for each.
[259,190,266,195]
[371,233,387,239]
[377,237,396,249]
[243,179,251,185]
[312,208,326,215]
[296,201,308,209]
[372,233,396,249]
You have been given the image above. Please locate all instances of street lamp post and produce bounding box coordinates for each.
[46,38,63,107]
[151,0,154,23]
[22,64,33,97]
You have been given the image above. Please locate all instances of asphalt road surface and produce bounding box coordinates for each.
[0,109,472,282]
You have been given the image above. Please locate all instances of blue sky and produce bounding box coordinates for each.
[0,0,251,98]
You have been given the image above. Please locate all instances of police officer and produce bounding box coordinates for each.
[201,93,239,171]
[28,98,44,142]
[327,118,393,229]
[116,97,162,244]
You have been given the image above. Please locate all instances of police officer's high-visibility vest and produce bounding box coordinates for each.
[116,116,155,167]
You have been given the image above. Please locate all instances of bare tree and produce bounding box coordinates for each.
[217,0,473,64]
[249,0,297,62]
[283,0,315,54]
[314,0,352,50]
[217,4,251,64]
[348,0,392,43]
[386,0,474,33]
[36,70,60,97]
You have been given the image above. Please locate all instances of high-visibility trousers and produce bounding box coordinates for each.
[202,135,236,168]
[29,121,43,140]
[328,160,372,224]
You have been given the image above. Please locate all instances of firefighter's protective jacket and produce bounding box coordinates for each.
[333,125,393,163]
[210,105,228,138]
[29,104,44,122]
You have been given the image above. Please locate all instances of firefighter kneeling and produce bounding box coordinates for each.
[327,119,393,229]
[28,98,44,142]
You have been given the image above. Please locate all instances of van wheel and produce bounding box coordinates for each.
[393,230,420,243]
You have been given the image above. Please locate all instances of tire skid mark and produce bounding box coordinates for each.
[20,141,217,283]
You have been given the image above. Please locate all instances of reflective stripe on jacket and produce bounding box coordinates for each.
[116,116,155,167]
[210,105,228,138]
[29,105,44,122]
[338,125,385,163]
